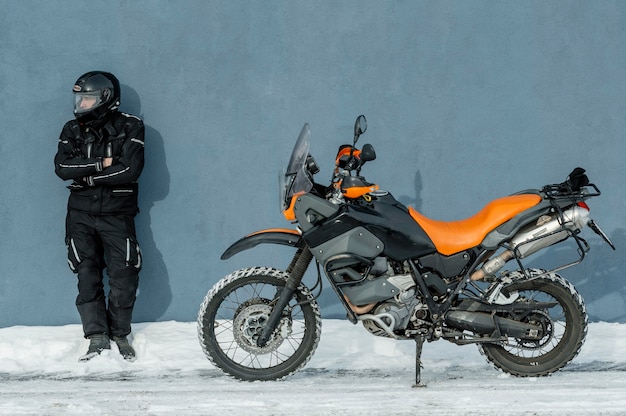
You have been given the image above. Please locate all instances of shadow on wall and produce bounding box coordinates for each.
[119,85,172,322]
[397,169,424,213]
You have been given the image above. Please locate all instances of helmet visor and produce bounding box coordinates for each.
[74,92,104,115]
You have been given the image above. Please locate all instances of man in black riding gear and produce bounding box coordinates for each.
[54,71,145,362]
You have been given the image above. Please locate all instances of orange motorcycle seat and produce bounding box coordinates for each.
[408,194,542,256]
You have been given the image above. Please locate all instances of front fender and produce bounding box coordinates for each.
[221,228,304,260]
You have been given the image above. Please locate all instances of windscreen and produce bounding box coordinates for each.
[280,123,313,212]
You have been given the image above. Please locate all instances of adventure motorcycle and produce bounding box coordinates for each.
[198,115,614,385]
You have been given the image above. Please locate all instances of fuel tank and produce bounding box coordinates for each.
[297,191,437,264]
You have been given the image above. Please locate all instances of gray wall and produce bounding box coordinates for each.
[1,1,624,327]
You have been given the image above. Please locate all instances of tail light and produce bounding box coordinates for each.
[577,201,590,211]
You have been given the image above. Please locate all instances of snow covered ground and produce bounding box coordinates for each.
[1,320,625,415]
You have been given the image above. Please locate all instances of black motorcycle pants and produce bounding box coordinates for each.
[65,210,142,338]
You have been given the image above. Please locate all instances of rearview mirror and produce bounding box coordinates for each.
[354,115,367,144]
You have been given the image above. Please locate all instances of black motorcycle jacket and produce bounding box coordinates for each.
[55,111,145,216]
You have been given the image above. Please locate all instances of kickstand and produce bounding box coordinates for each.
[412,335,427,388]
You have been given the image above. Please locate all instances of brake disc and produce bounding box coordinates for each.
[515,309,554,350]
[233,299,290,354]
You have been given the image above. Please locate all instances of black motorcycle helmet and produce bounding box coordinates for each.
[73,71,120,124]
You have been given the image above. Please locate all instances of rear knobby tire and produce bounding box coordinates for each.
[197,267,322,381]
[479,269,587,377]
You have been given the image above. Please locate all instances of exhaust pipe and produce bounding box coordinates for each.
[471,250,514,281]
[471,205,590,281]
[343,295,376,314]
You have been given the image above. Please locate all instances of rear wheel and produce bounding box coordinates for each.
[198,267,322,381]
[479,269,587,377]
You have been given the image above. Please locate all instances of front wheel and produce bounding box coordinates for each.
[198,267,322,381]
[479,269,588,377]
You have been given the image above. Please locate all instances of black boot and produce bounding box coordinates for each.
[79,334,110,362]
[112,336,136,362]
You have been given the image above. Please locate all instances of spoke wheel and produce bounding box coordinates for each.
[198,267,321,381]
[480,269,587,377]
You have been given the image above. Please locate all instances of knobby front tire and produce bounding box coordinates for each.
[197,267,322,381]
[479,269,587,377]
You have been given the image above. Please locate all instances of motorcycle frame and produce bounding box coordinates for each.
[218,148,608,385]
[205,110,617,385]
[221,188,595,345]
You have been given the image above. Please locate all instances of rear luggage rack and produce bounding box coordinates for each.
[541,183,601,200]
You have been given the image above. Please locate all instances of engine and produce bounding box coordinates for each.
[339,257,430,338]
[331,257,428,338]
[360,287,428,338]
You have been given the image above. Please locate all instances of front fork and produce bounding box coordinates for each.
[257,247,314,347]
